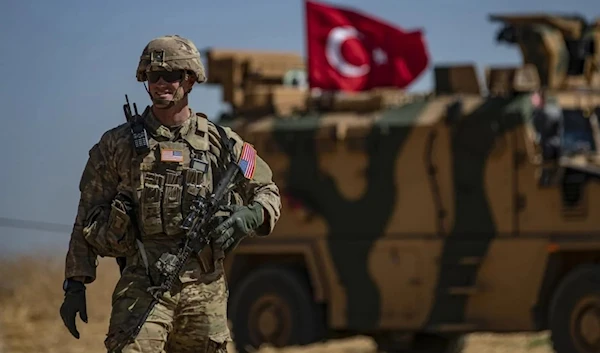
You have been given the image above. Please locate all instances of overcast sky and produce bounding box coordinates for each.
[1,0,597,256]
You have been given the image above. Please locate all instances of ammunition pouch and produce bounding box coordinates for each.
[83,194,137,258]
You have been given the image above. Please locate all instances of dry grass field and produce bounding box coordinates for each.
[0,255,554,353]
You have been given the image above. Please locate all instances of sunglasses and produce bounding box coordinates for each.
[147,70,185,83]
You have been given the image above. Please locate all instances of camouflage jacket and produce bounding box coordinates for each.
[64,108,281,284]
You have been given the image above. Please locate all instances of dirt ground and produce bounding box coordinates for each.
[0,255,554,353]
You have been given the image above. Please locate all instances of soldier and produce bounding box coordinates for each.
[59,34,282,353]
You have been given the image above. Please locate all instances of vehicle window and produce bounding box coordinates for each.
[561,109,597,155]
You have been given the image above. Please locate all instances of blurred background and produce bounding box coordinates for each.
[1,0,597,257]
[0,1,597,352]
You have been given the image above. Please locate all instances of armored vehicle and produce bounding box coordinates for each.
[204,13,600,353]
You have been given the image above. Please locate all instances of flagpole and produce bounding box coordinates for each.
[304,0,311,94]
[305,0,328,108]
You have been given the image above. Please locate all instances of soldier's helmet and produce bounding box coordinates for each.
[136,35,206,84]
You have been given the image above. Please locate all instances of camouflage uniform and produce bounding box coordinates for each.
[61,35,281,353]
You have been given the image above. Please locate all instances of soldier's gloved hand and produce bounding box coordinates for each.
[212,202,264,252]
[59,279,88,339]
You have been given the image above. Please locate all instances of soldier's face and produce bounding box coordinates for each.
[147,70,186,102]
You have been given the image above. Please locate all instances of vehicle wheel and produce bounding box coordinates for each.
[228,265,326,353]
[411,333,465,353]
[549,264,600,353]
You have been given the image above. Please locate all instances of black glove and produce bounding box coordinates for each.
[60,279,88,339]
[212,202,264,252]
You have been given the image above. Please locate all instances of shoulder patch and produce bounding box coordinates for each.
[238,142,257,179]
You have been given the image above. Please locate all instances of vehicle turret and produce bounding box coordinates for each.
[489,13,600,90]
[202,47,425,120]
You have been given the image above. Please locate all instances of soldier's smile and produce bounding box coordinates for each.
[155,90,173,99]
[150,84,175,100]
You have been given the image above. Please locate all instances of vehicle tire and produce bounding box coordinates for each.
[228,265,326,353]
[411,333,465,353]
[548,264,600,353]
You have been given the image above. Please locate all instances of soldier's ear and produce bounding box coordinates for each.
[185,72,196,85]
[183,72,196,93]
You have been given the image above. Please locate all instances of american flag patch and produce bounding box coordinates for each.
[238,142,257,179]
[160,149,183,163]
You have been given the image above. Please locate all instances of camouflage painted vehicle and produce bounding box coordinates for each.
[204,13,600,353]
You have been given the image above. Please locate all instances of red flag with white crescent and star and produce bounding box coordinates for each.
[305,0,430,92]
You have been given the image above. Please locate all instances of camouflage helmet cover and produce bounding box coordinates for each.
[136,35,206,83]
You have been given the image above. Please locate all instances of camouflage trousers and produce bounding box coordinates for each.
[104,273,230,353]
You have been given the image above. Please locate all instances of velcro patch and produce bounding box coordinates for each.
[237,142,256,179]
[160,148,184,163]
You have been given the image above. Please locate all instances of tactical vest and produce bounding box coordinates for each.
[85,112,240,279]
[135,115,220,239]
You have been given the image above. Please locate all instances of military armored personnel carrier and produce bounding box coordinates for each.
[204,13,600,353]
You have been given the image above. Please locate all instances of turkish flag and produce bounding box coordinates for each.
[306,0,430,92]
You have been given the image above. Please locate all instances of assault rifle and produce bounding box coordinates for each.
[106,122,241,353]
